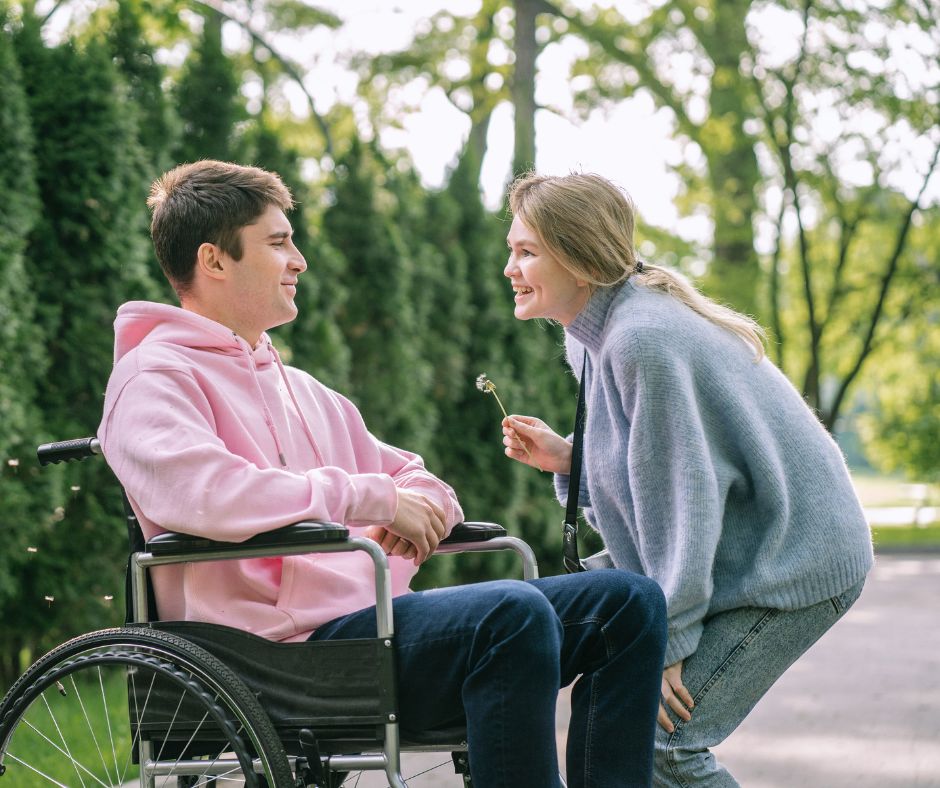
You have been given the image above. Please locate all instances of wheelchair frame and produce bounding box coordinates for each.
[0,438,544,788]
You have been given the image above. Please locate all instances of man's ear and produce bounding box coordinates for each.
[196,242,227,281]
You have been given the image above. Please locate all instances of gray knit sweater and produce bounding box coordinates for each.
[554,280,873,666]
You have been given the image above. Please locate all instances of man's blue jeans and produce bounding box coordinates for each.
[309,569,667,787]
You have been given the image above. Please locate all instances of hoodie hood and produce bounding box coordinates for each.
[114,301,276,367]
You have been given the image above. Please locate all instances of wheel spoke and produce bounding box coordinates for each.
[2,633,291,787]
[97,665,120,784]
[16,716,113,788]
[71,672,117,785]
[5,752,71,786]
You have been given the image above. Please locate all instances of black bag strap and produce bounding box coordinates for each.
[563,356,588,573]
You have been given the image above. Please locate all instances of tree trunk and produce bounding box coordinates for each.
[701,0,761,318]
[512,0,539,176]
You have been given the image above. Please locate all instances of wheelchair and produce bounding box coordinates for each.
[0,437,552,787]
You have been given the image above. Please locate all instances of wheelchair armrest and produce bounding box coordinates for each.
[435,522,538,580]
[439,521,507,545]
[146,521,349,557]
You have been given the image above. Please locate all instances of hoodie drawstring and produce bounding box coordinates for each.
[270,343,326,467]
[241,341,290,468]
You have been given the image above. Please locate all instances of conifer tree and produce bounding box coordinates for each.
[248,121,352,389]
[0,13,50,685]
[107,0,177,174]
[442,149,579,577]
[422,150,542,580]
[322,137,434,459]
[13,21,160,650]
[174,9,244,163]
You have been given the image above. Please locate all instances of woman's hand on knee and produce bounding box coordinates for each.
[658,660,694,733]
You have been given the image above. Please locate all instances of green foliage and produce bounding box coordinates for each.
[174,9,245,163]
[559,0,763,315]
[250,120,352,388]
[262,0,341,32]
[322,137,436,459]
[355,0,512,179]
[856,219,940,482]
[0,12,52,686]
[106,0,178,173]
[0,16,42,456]
[10,18,160,657]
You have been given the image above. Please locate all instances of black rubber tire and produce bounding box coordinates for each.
[0,627,295,787]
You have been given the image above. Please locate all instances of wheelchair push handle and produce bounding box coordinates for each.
[37,437,101,466]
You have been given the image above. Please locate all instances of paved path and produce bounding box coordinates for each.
[353,553,940,786]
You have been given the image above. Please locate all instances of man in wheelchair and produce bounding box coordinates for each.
[96,160,668,786]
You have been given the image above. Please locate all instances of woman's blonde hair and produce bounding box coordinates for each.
[508,172,766,360]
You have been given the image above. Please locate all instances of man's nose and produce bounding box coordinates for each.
[291,250,307,273]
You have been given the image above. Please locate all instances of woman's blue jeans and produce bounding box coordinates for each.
[654,578,866,787]
[309,569,667,787]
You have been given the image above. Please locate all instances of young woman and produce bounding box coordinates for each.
[501,171,873,787]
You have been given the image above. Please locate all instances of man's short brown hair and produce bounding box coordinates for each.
[147,160,294,296]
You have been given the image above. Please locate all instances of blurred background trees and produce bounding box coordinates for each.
[0,0,936,682]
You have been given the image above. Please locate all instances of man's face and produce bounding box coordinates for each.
[223,204,307,345]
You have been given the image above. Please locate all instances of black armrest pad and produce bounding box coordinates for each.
[146,521,349,556]
[439,521,507,545]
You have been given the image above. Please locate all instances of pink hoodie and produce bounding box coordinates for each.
[99,301,463,641]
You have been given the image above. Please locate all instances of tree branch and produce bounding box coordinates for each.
[824,132,940,431]
[768,190,788,369]
[542,0,700,140]
[191,0,334,155]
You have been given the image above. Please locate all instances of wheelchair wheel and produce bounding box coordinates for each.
[0,628,294,787]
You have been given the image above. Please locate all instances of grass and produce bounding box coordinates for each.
[871,523,940,550]
[4,667,139,787]
[851,472,940,549]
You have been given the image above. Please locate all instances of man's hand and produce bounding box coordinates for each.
[502,415,572,474]
[363,525,418,561]
[658,660,694,733]
[380,489,447,565]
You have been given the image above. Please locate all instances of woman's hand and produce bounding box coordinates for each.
[658,660,694,733]
[501,415,573,474]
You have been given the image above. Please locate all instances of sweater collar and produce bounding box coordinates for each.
[566,281,629,352]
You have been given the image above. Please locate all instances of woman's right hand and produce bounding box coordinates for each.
[502,415,573,475]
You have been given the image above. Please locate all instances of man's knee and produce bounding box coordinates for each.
[591,569,667,645]
[478,580,561,638]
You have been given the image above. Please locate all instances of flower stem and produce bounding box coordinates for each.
[494,391,542,471]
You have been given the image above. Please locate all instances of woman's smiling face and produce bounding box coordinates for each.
[504,216,590,326]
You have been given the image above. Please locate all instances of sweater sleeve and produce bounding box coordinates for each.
[100,369,462,541]
[552,433,593,511]
[612,332,724,666]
